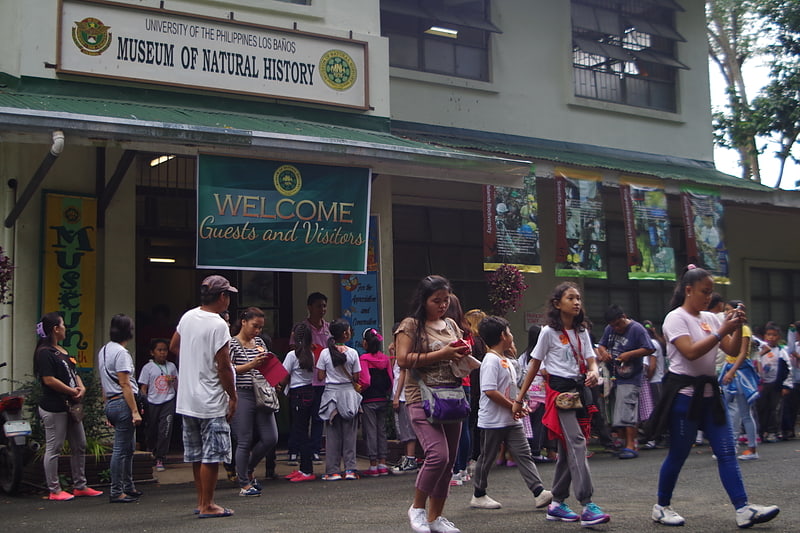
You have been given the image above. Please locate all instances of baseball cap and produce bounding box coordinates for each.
[201,275,238,294]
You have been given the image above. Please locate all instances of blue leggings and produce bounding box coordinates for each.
[657,394,747,509]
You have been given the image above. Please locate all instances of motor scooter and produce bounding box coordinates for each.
[0,362,34,494]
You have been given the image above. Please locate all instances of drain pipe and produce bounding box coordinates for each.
[3,130,65,228]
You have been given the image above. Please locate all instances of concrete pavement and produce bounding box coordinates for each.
[3,441,798,532]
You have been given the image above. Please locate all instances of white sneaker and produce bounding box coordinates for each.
[408,506,431,533]
[470,495,502,509]
[652,504,685,526]
[534,489,553,508]
[735,503,779,528]
[449,472,463,486]
[428,516,461,533]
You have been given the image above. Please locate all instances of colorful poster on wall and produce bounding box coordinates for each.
[554,168,607,278]
[483,171,541,273]
[340,215,380,352]
[620,178,675,280]
[41,192,97,368]
[681,187,729,284]
[197,154,371,273]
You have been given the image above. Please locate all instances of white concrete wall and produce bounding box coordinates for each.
[388,1,714,162]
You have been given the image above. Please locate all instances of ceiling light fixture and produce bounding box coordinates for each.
[149,155,175,167]
[425,26,458,38]
[148,257,176,263]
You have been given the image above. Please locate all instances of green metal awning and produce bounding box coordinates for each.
[393,125,774,193]
[0,89,529,186]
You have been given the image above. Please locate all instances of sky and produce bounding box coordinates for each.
[708,56,799,190]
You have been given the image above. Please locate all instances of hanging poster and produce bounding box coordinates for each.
[483,171,541,273]
[681,188,729,284]
[41,192,98,368]
[554,168,607,278]
[340,215,381,352]
[197,154,371,273]
[620,178,675,280]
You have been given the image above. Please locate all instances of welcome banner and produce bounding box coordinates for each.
[197,154,371,273]
[483,172,541,273]
[620,178,675,280]
[554,168,607,279]
[41,192,98,368]
[681,187,729,284]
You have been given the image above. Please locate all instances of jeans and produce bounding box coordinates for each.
[657,394,747,508]
[723,387,757,448]
[453,385,471,473]
[105,398,137,498]
[38,407,87,493]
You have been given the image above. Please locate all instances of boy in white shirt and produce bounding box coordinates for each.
[469,316,552,511]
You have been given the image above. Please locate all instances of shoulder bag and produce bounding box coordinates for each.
[412,369,469,424]
[252,371,280,413]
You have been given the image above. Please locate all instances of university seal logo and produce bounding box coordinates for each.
[72,17,112,56]
[274,165,302,197]
[319,50,357,91]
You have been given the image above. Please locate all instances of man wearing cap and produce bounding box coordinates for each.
[170,275,238,519]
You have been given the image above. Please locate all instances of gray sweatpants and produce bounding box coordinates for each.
[325,414,359,474]
[473,424,545,496]
[552,408,594,505]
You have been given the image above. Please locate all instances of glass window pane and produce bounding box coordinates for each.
[394,243,429,277]
[455,45,485,80]
[393,205,428,241]
[424,39,455,75]
[388,33,419,69]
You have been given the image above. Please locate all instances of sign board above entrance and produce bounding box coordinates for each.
[197,154,371,274]
[58,0,369,109]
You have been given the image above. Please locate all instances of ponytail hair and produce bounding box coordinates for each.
[292,322,315,371]
[669,264,712,310]
[362,328,383,354]
[328,318,351,367]
[34,312,62,377]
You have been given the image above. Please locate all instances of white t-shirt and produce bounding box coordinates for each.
[531,326,596,379]
[175,307,231,419]
[662,307,721,396]
[138,360,177,404]
[478,351,519,429]
[649,338,665,384]
[98,341,139,397]
[316,345,361,384]
[283,350,314,389]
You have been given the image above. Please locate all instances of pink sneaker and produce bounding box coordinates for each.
[49,491,75,501]
[73,487,103,497]
[377,466,389,476]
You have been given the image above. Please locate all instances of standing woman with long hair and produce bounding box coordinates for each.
[229,307,278,496]
[648,265,779,528]
[98,313,143,503]
[396,275,470,533]
[281,322,318,482]
[34,312,103,501]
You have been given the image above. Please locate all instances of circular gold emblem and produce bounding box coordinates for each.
[273,165,302,196]
[72,17,112,56]
[319,50,357,91]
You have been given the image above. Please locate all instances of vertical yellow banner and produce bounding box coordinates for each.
[42,192,97,368]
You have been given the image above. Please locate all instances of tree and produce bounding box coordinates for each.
[752,0,800,188]
[706,0,765,183]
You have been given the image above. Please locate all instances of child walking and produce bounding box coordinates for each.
[514,282,610,527]
[469,316,552,511]
[754,321,793,443]
[317,318,362,481]
[359,327,393,477]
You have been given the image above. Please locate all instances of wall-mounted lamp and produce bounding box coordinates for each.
[149,155,175,167]
[425,26,458,38]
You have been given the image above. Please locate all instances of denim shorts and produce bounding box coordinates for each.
[182,415,232,464]
[612,383,641,427]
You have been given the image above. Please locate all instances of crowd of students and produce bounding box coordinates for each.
[32,268,789,531]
